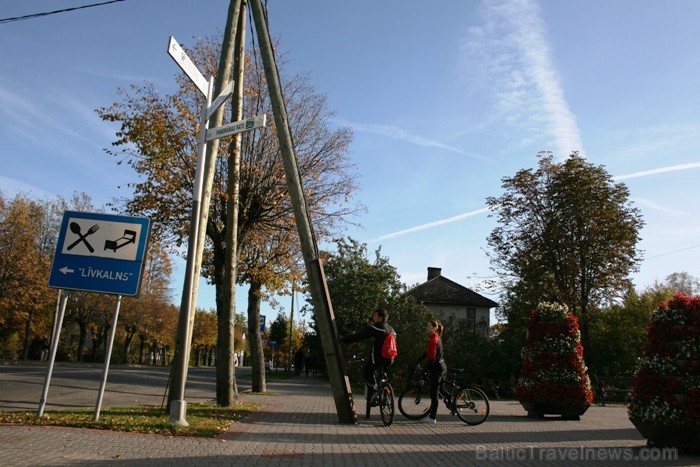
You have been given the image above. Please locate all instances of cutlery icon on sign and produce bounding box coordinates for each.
[66,222,99,253]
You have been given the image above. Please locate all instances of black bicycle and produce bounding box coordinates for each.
[351,358,395,426]
[398,364,489,425]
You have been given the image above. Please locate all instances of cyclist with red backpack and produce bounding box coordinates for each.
[340,308,397,418]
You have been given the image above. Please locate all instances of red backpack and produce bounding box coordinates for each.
[381,327,398,360]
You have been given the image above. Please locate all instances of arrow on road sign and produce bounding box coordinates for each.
[59,267,74,275]
[167,36,208,96]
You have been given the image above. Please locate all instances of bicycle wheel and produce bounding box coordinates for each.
[379,382,394,426]
[454,386,490,425]
[398,384,430,420]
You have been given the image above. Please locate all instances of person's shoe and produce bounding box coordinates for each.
[419,415,436,424]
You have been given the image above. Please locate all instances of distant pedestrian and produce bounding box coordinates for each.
[304,348,312,377]
[295,348,304,376]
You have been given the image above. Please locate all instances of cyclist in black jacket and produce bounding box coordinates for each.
[340,308,396,418]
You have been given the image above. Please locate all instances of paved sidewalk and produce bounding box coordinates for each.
[1,374,697,466]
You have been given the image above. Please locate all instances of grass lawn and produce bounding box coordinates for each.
[0,401,264,438]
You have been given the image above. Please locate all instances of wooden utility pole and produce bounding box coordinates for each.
[221,0,247,404]
[249,0,356,423]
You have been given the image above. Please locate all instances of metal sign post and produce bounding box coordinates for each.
[37,290,69,417]
[94,294,122,421]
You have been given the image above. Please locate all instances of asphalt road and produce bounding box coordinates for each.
[0,361,253,412]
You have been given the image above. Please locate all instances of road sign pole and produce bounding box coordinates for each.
[38,290,69,417]
[94,294,122,421]
[170,76,215,426]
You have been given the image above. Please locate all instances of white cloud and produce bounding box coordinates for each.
[0,175,52,200]
[369,207,490,242]
[614,162,700,181]
[343,120,490,161]
[631,197,687,216]
[370,160,700,243]
[460,0,583,157]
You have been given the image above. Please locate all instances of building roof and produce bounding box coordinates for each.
[405,268,498,308]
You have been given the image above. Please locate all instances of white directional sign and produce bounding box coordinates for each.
[206,114,267,141]
[48,211,151,296]
[167,36,208,96]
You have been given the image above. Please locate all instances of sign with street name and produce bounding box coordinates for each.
[48,211,151,296]
[167,36,208,96]
[206,114,267,141]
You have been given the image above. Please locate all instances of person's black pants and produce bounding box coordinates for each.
[428,366,446,419]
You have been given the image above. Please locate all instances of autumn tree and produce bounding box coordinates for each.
[119,238,174,363]
[192,309,218,366]
[0,192,54,359]
[98,36,360,394]
[134,303,178,366]
[486,152,644,360]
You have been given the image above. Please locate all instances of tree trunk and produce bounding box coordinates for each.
[138,334,146,364]
[247,280,266,392]
[211,0,244,409]
[123,326,136,364]
[215,257,237,403]
[21,309,33,360]
[76,321,88,362]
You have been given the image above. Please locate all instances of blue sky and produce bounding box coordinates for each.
[2,1,700,324]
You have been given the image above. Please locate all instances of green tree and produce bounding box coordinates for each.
[663,271,700,295]
[316,237,432,384]
[268,312,288,349]
[589,280,677,378]
[268,312,291,369]
[486,152,644,361]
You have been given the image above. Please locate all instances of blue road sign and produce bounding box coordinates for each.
[48,211,151,296]
[260,315,266,333]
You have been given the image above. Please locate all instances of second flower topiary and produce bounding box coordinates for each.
[516,302,594,420]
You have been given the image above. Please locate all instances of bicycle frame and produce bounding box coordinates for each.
[349,357,395,426]
[398,364,490,425]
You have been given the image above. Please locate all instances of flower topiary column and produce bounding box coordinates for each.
[516,302,593,420]
[628,292,700,450]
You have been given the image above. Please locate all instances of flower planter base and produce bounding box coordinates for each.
[520,401,589,420]
[631,419,700,450]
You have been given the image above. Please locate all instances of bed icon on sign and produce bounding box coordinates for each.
[104,230,137,252]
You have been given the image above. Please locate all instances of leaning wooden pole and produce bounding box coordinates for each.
[249,0,356,423]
